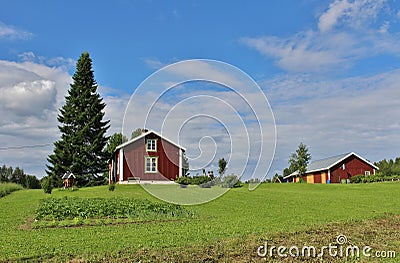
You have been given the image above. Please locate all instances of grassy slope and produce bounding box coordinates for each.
[0,183,399,261]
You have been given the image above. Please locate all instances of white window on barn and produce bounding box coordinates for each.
[146,139,157,152]
[365,170,371,176]
[145,157,158,173]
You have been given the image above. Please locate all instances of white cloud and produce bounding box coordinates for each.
[142,58,167,69]
[0,59,71,176]
[318,0,352,32]
[0,79,56,116]
[242,32,349,72]
[0,21,33,40]
[0,55,130,177]
[18,52,76,71]
[263,69,400,173]
[318,0,387,32]
[379,21,390,33]
[242,0,399,73]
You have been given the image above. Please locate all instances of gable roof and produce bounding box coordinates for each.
[62,171,75,179]
[284,152,378,179]
[115,130,186,151]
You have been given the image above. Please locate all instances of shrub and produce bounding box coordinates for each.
[175,175,212,186]
[349,174,400,183]
[349,175,363,183]
[221,174,243,188]
[175,176,190,185]
[41,177,53,194]
[191,175,212,185]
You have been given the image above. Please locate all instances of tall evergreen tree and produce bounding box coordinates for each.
[46,52,110,187]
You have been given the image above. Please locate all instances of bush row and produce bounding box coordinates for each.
[349,174,400,183]
[0,183,24,198]
[175,175,211,185]
[175,174,243,188]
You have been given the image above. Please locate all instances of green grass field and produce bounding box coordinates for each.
[0,182,399,262]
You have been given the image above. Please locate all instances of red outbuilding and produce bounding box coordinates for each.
[109,130,186,183]
[62,171,75,188]
[283,152,378,184]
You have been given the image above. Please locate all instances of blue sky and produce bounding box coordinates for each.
[0,0,400,178]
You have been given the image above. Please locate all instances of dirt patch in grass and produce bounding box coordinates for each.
[69,214,400,263]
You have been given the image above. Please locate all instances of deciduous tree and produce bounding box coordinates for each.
[288,142,311,180]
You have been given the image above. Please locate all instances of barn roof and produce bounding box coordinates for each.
[284,152,378,179]
[115,130,186,151]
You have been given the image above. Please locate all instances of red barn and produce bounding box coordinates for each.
[109,130,186,183]
[284,152,378,184]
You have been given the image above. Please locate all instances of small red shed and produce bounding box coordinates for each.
[62,171,75,188]
[284,152,378,184]
[109,130,186,183]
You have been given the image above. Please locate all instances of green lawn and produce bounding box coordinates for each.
[0,182,399,262]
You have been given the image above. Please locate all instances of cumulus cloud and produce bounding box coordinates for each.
[0,79,56,116]
[0,58,71,176]
[0,55,130,177]
[0,20,33,40]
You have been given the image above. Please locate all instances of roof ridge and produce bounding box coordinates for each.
[115,129,185,151]
[310,152,351,164]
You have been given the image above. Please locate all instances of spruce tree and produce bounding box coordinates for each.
[46,52,110,187]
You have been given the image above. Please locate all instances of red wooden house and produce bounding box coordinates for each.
[109,130,186,183]
[284,152,378,184]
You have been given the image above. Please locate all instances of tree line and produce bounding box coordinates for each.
[0,165,41,189]
[374,158,400,177]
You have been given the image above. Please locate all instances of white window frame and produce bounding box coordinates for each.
[365,170,371,176]
[146,139,157,152]
[145,156,158,173]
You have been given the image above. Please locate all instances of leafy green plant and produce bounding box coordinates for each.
[34,197,194,224]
